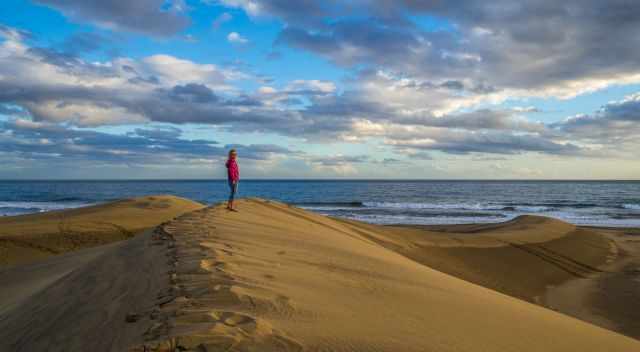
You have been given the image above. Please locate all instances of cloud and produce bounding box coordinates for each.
[384,129,584,156]
[277,21,433,67]
[269,1,640,99]
[0,118,298,166]
[306,154,369,166]
[212,12,233,29]
[0,24,31,42]
[224,143,301,160]
[0,23,637,160]
[0,29,336,135]
[3,2,640,178]
[131,126,182,140]
[168,83,218,103]
[216,0,263,16]
[227,32,249,44]
[35,0,190,36]
[551,93,640,151]
[215,0,336,22]
[304,154,369,175]
[0,33,248,126]
[285,80,336,95]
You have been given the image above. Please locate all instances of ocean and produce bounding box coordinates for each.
[0,180,639,227]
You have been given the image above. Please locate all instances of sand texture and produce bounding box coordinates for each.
[348,218,640,339]
[0,230,170,351]
[1,198,639,351]
[0,195,204,267]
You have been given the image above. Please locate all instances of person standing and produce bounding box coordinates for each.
[225,149,239,211]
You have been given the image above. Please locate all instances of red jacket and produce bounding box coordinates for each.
[226,158,239,182]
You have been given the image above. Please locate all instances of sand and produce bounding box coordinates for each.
[0,195,204,267]
[342,218,640,340]
[346,217,610,303]
[0,230,170,351]
[545,227,640,339]
[1,198,639,351]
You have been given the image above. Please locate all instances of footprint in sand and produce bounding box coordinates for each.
[200,259,233,273]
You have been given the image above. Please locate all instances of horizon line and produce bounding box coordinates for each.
[1,178,639,182]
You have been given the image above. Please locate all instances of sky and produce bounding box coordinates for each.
[0,0,639,179]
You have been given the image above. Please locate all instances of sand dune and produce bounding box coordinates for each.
[0,230,169,351]
[337,216,640,338]
[1,198,638,351]
[338,215,612,303]
[0,195,204,267]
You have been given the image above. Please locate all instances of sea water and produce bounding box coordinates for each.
[0,180,639,227]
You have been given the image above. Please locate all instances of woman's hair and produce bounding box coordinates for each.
[228,149,237,158]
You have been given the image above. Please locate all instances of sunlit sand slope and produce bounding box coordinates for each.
[0,195,204,267]
[130,199,639,352]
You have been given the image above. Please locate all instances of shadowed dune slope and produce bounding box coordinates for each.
[0,195,204,267]
[0,229,171,352]
[128,199,637,351]
[336,215,613,304]
[336,216,640,339]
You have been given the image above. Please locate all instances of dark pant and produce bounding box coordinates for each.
[228,180,238,201]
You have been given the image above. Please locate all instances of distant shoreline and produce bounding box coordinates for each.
[2,180,639,227]
[1,179,640,182]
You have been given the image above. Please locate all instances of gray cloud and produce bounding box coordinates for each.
[0,119,297,166]
[388,129,584,156]
[35,0,190,36]
[307,154,369,166]
[277,21,433,67]
[391,109,545,133]
[131,126,182,140]
[273,0,640,95]
[168,83,218,103]
[217,0,350,28]
[224,143,301,161]
[551,93,640,142]
[0,25,32,41]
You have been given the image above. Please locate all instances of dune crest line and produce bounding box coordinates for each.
[128,198,639,352]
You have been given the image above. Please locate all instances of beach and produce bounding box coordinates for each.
[1,196,639,351]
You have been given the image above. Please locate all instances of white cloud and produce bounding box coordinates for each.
[227,31,248,44]
[24,101,147,126]
[0,30,248,125]
[287,80,336,94]
[217,0,262,16]
[140,54,236,89]
[257,86,277,95]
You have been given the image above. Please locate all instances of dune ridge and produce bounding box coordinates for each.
[0,195,204,267]
[129,199,638,351]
